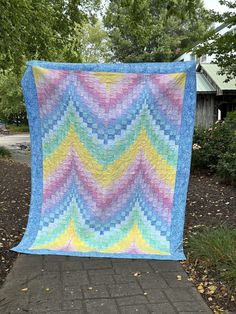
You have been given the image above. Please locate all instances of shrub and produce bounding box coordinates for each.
[7,124,29,133]
[0,146,11,158]
[216,150,236,185]
[187,226,236,288]
[0,71,27,124]
[191,110,236,184]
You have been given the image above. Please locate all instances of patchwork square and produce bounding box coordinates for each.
[12,61,196,260]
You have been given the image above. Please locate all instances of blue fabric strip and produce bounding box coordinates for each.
[12,61,196,260]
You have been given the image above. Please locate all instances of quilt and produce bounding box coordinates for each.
[12,61,196,260]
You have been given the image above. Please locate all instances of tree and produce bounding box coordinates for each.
[76,20,112,63]
[103,0,211,63]
[0,0,100,75]
[0,0,100,125]
[194,0,236,81]
[0,72,26,124]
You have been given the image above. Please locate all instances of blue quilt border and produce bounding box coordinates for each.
[12,60,196,260]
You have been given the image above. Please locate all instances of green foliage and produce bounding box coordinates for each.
[0,0,101,74]
[192,111,236,184]
[191,122,232,171]
[216,111,236,184]
[0,0,101,124]
[187,226,236,288]
[216,150,236,185]
[75,20,112,63]
[0,71,26,124]
[7,124,29,133]
[103,0,211,62]
[195,0,236,81]
[0,146,11,159]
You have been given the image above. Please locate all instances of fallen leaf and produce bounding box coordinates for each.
[176,275,182,281]
[197,284,204,294]
[207,285,217,295]
[21,288,28,292]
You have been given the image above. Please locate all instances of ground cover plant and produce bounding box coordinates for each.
[0,146,11,159]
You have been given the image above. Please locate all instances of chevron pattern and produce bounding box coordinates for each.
[26,66,187,257]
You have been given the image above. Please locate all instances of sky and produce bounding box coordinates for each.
[204,0,232,13]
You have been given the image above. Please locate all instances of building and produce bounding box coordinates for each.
[175,24,236,128]
[196,63,236,128]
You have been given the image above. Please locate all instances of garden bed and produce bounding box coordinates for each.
[183,170,236,313]
[0,160,235,312]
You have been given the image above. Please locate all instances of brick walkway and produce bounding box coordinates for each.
[0,255,212,313]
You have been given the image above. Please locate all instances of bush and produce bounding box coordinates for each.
[7,124,29,133]
[191,110,236,184]
[187,226,236,288]
[0,71,27,124]
[216,150,236,185]
[0,146,11,158]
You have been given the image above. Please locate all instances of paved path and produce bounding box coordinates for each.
[0,134,31,165]
[0,255,212,313]
[9,150,31,165]
[0,134,30,148]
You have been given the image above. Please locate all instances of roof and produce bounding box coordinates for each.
[200,63,236,91]
[196,73,216,93]
[214,22,228,33]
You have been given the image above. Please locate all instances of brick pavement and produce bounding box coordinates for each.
[0,255,212,313]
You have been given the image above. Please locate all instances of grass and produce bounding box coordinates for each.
[187,226,236,288]
[7,124,29,133]
[0,146,11,158]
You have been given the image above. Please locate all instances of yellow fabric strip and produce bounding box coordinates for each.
[43,128,176,188]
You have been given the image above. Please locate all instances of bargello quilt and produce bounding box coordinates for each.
[13,61,196,260]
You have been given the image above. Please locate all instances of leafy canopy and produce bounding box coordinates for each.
[103,0,211,62]
[0,0,100,123]
[74,20,112,63]
[0,0,100,75]
[194,0,236,81]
